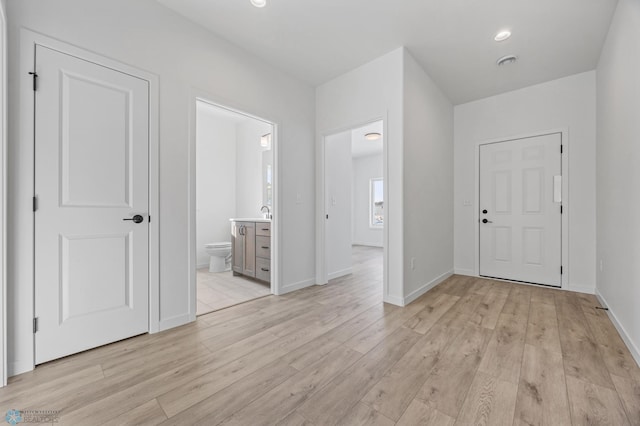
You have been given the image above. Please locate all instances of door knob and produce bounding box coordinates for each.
[482,209,488,214]
[482,218,493,224]
[123,214,144,224]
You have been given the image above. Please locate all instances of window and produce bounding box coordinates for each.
[370,178,384,228]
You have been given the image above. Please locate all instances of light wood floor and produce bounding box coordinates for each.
[197,269,271,315]
[3,245,640,425]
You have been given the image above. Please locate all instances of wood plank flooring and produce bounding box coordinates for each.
[3,245,639,425]
[197,268,271,315]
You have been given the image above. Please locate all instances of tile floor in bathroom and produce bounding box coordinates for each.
[196,268,271,315]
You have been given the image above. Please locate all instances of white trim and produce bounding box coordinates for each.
[567,284,595,295]
[317,115,393,304]
[454,268,475,277]
[596,290,640,368]
[281,278,316,293]
[158,313,193,333]
[187,91,282,310]
[473,129,570,290]
[327,268,352,281]
[352,242,383,248]
[0,0,6,388]
[404,270,453,305]
[15,30,161,375]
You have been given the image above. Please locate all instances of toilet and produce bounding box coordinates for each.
[205,242,232,272]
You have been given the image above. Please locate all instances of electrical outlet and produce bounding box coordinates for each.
[411,257,416,270]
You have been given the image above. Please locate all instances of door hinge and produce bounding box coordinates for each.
[28,71,38,91]
[33,317,39,333]
[326,214,329,219]
[561,266,563,275]
[32,196,38,212]
[560,205,563,214]
[560,145,563,154]
[148,215,151,223]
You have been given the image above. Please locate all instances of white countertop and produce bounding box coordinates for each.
[229,218,271,223]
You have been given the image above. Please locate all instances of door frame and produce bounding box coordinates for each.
[16,30,160,374]
[474,129,569,290]
[316,116,389,300]
[0,0,7,387]
[187,92,281,319]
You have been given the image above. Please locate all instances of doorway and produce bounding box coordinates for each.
[323,120,384,290]
[33,45,152,364]
[194,100,275,315]
[478,132,563,287]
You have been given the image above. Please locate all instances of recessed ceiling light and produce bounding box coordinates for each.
[365,132,382,141]
[250,0,266,7]
[494,30,511,42]
[497,55,518,66]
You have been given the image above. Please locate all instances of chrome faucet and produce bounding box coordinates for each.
[260,205,271,219]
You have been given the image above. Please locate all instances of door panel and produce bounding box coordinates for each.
[479,133,562,287]
[35,45,149,364]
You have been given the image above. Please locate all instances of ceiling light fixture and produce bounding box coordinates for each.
[497,55,518,66]
[250,0,267,7]
[494,30,511,42]
[364,132,382,141]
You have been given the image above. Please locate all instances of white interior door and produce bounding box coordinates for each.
[479,133,562,287]
[34,45,149,364]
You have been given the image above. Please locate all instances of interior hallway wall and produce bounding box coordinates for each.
[596,0,640,364]
[454,71,597,294]
[6,0,315,376]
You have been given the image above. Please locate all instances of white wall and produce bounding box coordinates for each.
[195,104,237,268]
[325,131,353,279]
[352,154,383,247]
[235,120,272,218]
[316,48,404,304]
[454,71,597,293]
[0,0,6,387]
[596,0,640,364]
[7,0,315,376]
[403,52,454,303]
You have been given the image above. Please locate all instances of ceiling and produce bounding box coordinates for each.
[158,0,618,104]
[351,121,383,159]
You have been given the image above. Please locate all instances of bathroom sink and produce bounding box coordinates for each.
[229,217,271,223]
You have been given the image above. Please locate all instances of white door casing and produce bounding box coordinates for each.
[479,133,562,287]
[34,45,150,364]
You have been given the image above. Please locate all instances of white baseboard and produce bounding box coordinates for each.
[196,263,209,270]
[567,283,595,295]
[595,290,640,368]
[352,242,383,248]
[454,268,475,277]
[158,313,193,332]
[327,268,352,281]
[279,278,316,295]
[9,360,33,378]
[403,270,454,305]
[383,294,404,307]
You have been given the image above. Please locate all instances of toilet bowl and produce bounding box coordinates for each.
[205,242,232,273]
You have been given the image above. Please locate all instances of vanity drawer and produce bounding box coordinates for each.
[256,236,271,259]
[256,222,271,237]
[256,257,271,283]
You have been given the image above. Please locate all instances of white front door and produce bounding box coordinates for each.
[479,133,562,287]
[34,45,149,364]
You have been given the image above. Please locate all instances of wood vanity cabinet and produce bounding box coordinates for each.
[231,221,270,283]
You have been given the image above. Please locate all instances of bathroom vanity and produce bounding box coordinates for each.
[230,219,271,283]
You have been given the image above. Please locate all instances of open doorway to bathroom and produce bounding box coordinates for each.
[323,120,384,296]
[195,100,274,315]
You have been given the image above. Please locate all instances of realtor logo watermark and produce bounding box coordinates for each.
[5,409,60,424]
